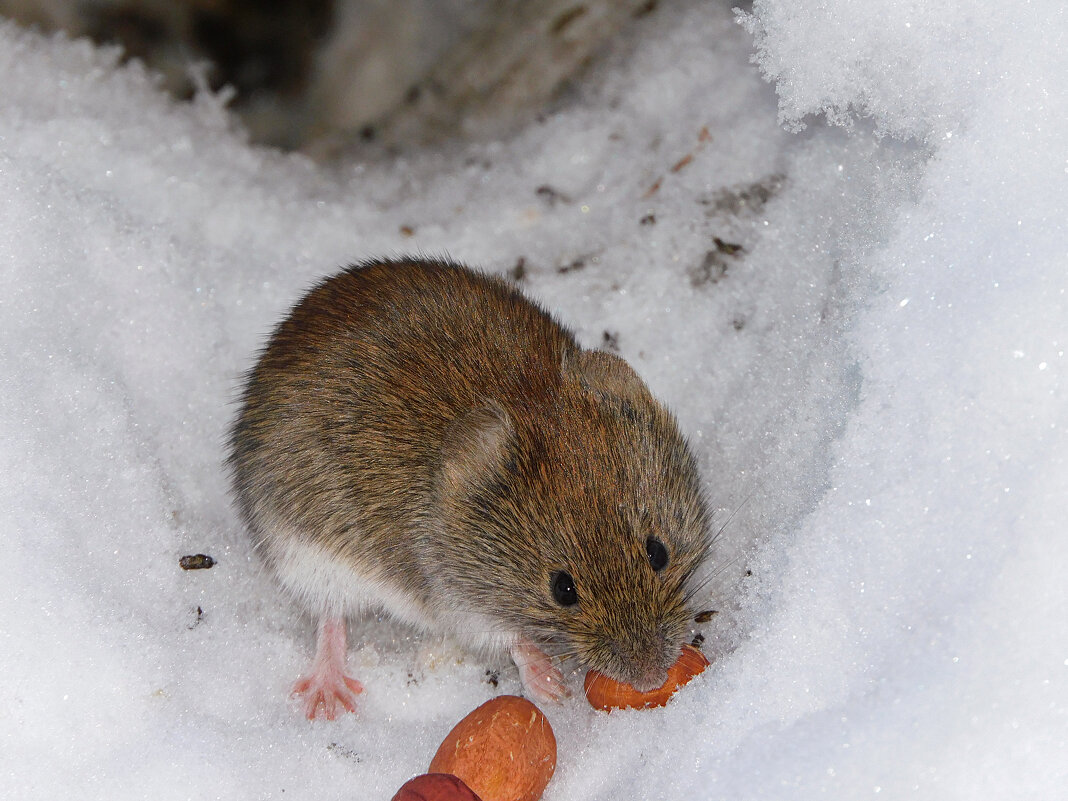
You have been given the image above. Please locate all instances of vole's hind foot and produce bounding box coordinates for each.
[292,616,364,720]
[292,671,363,720]
[511,638,571,705]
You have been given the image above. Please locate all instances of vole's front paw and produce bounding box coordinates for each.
[511,638,571,705]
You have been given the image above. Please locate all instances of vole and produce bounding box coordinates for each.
[229,257,713,719]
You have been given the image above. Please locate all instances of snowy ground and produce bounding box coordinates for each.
[2,1,1065,799]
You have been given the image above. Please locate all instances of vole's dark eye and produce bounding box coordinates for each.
[646,537,669,571]
[550,570,578,606]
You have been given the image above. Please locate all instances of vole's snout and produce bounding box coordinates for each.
[630,667,670,693]
[597,632,682,691]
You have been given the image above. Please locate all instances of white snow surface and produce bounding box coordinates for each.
[2,1,1065,799]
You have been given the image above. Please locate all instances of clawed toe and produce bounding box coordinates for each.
[292,673,363,720]
[292,617,363,720]
[511,638,571,705]
[527,665,571,705]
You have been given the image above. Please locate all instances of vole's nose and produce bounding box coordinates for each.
[629,667,669,693]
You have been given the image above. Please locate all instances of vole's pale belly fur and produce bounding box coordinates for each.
[263,519,516,656]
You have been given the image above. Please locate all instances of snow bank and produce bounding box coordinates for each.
[1,1,1064,798]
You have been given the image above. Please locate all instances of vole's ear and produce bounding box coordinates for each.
[440,401,513,492]
[563,349,654,406]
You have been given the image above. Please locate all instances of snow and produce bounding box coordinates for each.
[2,1,1065,798]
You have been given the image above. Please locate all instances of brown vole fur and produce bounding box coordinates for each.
[230,257,712,715]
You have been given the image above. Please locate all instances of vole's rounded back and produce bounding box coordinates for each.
[231,258,711,692]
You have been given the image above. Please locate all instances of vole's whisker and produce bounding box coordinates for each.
[681,489,756,605]
[715,489,755,541]
[684,553,744,607]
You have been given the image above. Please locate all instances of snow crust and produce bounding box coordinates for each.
[1,2,1065,798]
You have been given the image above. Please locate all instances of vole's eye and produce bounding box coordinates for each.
[646,537,669,571]
[550,570,578,606]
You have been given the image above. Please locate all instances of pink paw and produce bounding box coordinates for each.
[292,671,363,720]
[293,616,363,720]
[511,639,571,705]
